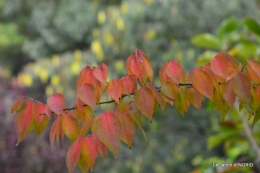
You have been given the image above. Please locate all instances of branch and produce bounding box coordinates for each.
[236,104,260,170]
[28,82,193,114]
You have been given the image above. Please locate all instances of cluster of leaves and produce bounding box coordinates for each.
[11,49,260,173]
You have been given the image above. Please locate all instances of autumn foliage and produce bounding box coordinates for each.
[11,49,260,173]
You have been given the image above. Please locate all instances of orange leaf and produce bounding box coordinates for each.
[78,83,97,109]
[92,134,107,159]
[62,112,80,142]
[166,60,186,84]
[118,112,135,148]
[77,66,94,89]
[14,100,34,145]
[66,137,83,173]
[91,111,121,158]
[233,72,251,103]
[193,68,214,99]
[187,67,200,82]
[146,82,165,111]
[210,52,241,79]
[81,135,98,169]
[11,96,24,113]
[223,79,236,107]
[247,60,260,83]
[187,87,203,110]
[50,115,62,149]
[47,93,68,115]
[134,86,155,122]
[93,63,107,84]
[120,75,137,96]
[106,79,123,104]
[79,117,93,137]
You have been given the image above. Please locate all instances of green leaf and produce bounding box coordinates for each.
[217,17,238,39]
[243,18,260,37]
[191,33,221,50]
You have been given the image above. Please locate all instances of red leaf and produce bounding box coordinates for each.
[166,60,186,84]
[210,52,241,79]
[159,62,171,83]
[247,60,260,83]
[223,79,236,107]
[44,105,52,118]
[47,93,68,115]
[120,76,137,96]
[118,112,135,148]
[11,96,24,113]
[78,83,97,109]
[14,100,34,145]
[79,117,93,137]
[50,116,62,149]
[233,72,251,103]
[187,67,200,82]
[91,111,121,158]
[92,134,107,159]
[193,68,214,99]
[81,135,98,169]
[62,112,80,142]
[66,137,83,173]
[134,86,155,122]
[106,79,123,104]
[93,63,107,84]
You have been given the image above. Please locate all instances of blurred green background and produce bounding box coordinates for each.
[1,0,260,173]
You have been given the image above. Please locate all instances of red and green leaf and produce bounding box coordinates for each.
[62,112,80,142]
[33,103,49,137]
[81,135,98,169]
[11,96,24,113]
[93,63,107,84]
[91,111,121,158]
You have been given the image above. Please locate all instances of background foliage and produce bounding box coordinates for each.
[1,0,260,172]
